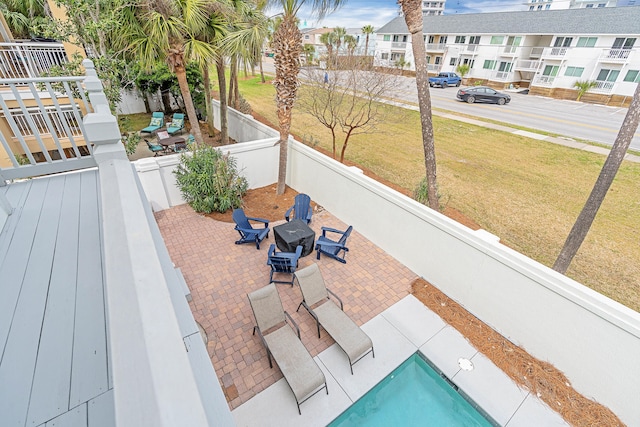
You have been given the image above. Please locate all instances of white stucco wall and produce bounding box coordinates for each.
[135,106,640,426]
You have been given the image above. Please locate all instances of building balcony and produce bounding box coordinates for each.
[465,44,479,53]
[391,42,407,49]
[0,41,68,80]
[540,46,568,59]
[425,43,447,52]
[513,59,543,72]
[592,80,615,93]
[534,75,556,85]
[493,70,513,81]
[598,48,633,63]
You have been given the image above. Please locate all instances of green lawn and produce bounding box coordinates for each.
[233,73,640,312]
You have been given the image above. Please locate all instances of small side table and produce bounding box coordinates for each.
[273,219,316,257]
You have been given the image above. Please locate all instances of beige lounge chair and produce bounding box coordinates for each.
[295,263,374,374]
[247,283,328,414]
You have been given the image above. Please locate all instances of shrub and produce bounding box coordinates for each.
[413,176,444,210]
[174,146,248,213]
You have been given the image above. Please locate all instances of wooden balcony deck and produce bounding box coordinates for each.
[0,170,114,427]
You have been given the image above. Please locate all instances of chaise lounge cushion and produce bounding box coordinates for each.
[312,302,373,363]
[263,327,326,402]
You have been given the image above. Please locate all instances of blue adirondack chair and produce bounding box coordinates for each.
[232,209,270,249]
[315,226,352,264]
[167,113,185,135]
[266,244,303,286]
[285,193,312,224]
[140,112,164,134]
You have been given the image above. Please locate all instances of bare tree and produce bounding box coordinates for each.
[298,59,401,162]
[398,0,439,210]
[553,82,640,273]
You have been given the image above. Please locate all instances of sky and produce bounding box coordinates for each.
[294,0,525,30]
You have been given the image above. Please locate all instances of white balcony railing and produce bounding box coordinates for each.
[0,42,68,80]
[503,46,518,55]
[514,59,543,71]
[535,75,556,85]
[425,43,447,51]
[0,76,96,178]
[529,47,544,58]
[593,80,615,92]
[599,48,632,62]
[427,64,441,71]
[543,47,568,57]
[466,44,479,52]
[494,71,511,80]
[391,42,407,49]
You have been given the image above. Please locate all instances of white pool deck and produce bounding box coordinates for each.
[232,295,569,427]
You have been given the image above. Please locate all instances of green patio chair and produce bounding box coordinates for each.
[140,112,164,134]
[167,113,185,135]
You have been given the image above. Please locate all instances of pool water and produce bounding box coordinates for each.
[329,353,495,427]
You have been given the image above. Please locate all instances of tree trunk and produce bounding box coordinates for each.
[553,82,640,273]
[365,34,369,56]
[259,55,265,83]
[400,0,439,210]
[272,16,302,195]
[203,64,214,136]
[216,57,229,145]
[228,55,237,109]
[174,65,203,145]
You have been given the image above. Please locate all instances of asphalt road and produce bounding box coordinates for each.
[260,58,640,151]
[392,76,640,151]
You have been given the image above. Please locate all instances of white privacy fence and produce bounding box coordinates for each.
[135,105,640,426]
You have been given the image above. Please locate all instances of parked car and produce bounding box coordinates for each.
[429,72,461,88]
[456,86,511,105]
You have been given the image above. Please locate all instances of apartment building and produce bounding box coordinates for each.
[375,6,640,105]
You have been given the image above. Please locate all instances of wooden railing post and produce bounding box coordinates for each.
[82,59,126,162]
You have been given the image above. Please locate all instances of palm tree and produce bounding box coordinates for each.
[122,0,216,144]
[398,0,439,210]
[361,24,374,56]
[344,34,357,57]
[268,0,345,195]
[553,82,640,273]
[574,80,598,101]
[319,31,336,69]
[333,26,346,57]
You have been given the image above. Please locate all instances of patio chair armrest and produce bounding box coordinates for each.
[236,226,260,235]
[320,227,346,237]
[284,310,301,339]
[284,205,294,221]
[317,241,348,251]
[246,216,269,227]
[326,288,344,310]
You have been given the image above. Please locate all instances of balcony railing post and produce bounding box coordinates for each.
[82,59,126,161]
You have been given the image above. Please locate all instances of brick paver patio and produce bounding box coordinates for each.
[156,204,417,410]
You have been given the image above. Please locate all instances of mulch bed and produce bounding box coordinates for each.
[412,278,624,426]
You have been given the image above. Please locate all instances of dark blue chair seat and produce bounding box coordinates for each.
[315,226,352,264]
[267,244,303,286]
[232,209,270,249]
[285,193,312,224]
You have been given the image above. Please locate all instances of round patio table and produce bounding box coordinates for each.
[273,219,316,257]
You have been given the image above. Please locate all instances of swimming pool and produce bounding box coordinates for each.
[329,353,496,426]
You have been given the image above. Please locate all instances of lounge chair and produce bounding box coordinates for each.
[140,112,164,134]
[315,225,352,264]
[232,208,270,249]
[295,263,374,374]
[144,138,164,156]
[248,283,328,414]
[285,193,312,224]
[167,113,185,135]
[267,244,303,286]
